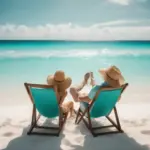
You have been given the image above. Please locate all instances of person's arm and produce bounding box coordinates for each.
[78,84,99,104]
[90,72,96,87]
[59,91,67,105]
[78,94,92,103]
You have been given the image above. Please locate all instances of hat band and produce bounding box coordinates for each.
[54,78,65,82]
[106,72,118,81]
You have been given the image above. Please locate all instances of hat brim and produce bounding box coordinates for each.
[99,69,125,87]
[47,75,72,90]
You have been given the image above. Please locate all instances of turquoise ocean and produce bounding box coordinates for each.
[0,40,150,105]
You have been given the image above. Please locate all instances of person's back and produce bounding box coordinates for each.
[47,70,74,117]
[88,81,110,101]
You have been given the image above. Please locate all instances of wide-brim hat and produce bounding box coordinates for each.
[47,70,72,91]
[99,66,125,87]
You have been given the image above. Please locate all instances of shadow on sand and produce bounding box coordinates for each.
[2,118,150,150]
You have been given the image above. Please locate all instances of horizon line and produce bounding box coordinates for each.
[0,39,150,42]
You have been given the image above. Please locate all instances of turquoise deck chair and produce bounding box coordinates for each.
[75,83,128,137]
[24,83,68,136]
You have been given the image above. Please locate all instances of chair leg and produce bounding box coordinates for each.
[75,109,81,124]
[114,107,123,132]
[87,111,95,137]
[87,112,92,128]
[28,105,37,135]
[76,109,88,124]
[27,124,35,135]
[76,113,82,124]
[76,109,123,137]
[106,116,119,130]
[58,112,68,136]
[79,113,96,137]
[106,107,123,132]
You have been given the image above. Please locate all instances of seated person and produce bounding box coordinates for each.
[47,70,74,117]
[70,65,125,104]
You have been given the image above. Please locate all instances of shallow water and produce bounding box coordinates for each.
[0,40,150,105]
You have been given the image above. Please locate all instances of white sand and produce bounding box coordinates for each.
[0,102,150,150]
[0,84,150,150]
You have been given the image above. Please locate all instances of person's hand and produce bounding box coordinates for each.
[90,72,95,86]
[89,100,92,105]
[90,72,94,79]
[84,72,90,84]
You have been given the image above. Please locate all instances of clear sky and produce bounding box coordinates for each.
[0,0,150,40]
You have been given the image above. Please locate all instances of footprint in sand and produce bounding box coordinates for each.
[3,132,14,137]
[62,139,72,146]
[141,130,150,135]
[0,118,11,128]
[19,120,28,123]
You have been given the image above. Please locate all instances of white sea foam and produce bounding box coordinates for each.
[0,49,150,59]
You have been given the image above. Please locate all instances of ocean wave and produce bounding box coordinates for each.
[0,49,150,59]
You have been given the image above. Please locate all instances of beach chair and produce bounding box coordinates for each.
[24,83,68,136]
[75,83,128,137]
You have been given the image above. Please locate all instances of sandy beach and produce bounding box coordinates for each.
[1,94,150,150]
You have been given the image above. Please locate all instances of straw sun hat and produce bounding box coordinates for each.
[99,66,125,87]
[47,70,72,92]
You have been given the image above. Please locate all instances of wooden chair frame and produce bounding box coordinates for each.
[24,83,68,136]
[75,83,128,137]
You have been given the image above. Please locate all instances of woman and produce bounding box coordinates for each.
[70,65,125,104]
[47,70,74,117]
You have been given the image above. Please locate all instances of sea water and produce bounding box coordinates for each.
[0,40,150,105]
